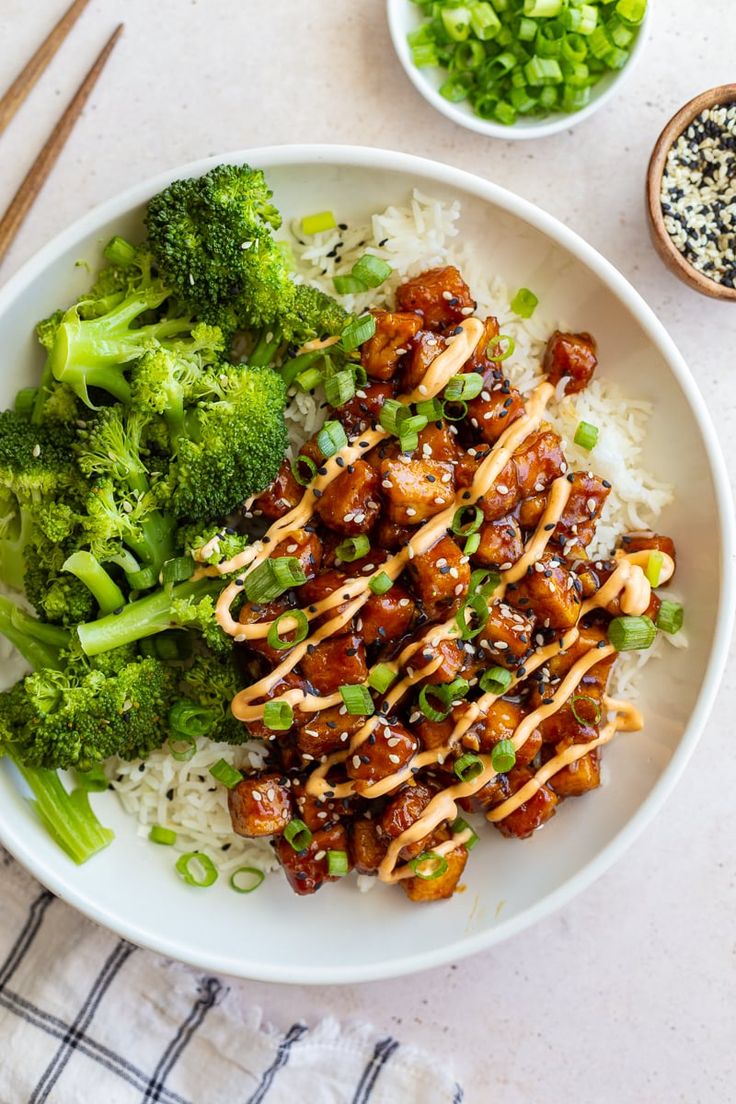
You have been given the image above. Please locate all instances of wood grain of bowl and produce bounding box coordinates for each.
[646,84,736,302]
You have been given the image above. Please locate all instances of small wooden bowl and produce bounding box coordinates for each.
[646,84,736,301]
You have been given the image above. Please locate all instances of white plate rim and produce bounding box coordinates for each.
[385,0,651,141]
[0,143,732,984]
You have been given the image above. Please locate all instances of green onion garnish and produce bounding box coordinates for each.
[645,550,664,588]
[336,535,371,562]
[127,565,159,590]
[470,568,501,598]
[491,739,516,774]
[351,254,393,288]
[464,532,481,556]
[479,666,512,695]
[327,849,349,876]
[244,557,307,603]
[267,609,309,651]
[208,760,242,789]
[301,210,337,235]
[656,600,684,635]
[341,313,376,352]
[295,365,324,392]
[168,733,197,762]
[175,851,218,887]
[487,334,515,362]
[510,287,539,318]
[149,825,177,846]
[284,818,313,851]
[291,454,318,487]
[379,398,409,436]
[340,684,375,716]
[569,694,602,726]
[398,414,428,454]
[451,504,483,537]
[368,663,398,694]
[418,678,469,722]
[454,753,484,783]
[607,615,657,652]
[455,592,489,640]
[263,700,294,731]
[317,419,348,458]
[416,396,445,421]
[443,399,468,422]
[444,372,484,402]
[333,274,369,296]
[369,571,393,596]
[229,866,265,893]
[169,700,216,739]
[574,421,599,451]
[450,816,479,849]
[161,555,195,587]
[409,851,449,880]
[324,368,356,407]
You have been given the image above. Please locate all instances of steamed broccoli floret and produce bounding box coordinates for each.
[162,361,287,520]
[179,523,250,567]
[179,649,246,743]
[145,164,284,319]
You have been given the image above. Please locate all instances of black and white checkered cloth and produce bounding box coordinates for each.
[0,850,463,1104]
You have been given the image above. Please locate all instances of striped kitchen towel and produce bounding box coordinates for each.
[0,849,462,1104]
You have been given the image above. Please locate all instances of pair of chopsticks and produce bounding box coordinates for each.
[0,0,123,264]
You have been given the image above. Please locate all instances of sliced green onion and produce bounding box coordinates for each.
[454,753,485,783]
[451,504,483,537]
[295,365,324,392]
[168,734,197,762]
[454,39,486,70]
[574,421,599,451]
[445,372,483,401]
[127,565,159,590]
[161,556,195,587]
[340,683,375,716]
[169,700,216,739]
[324,368,356,407]
[479,666,512,695]
[486,334,516,361]
[455,592,489,640]
[336,535,371,562]
[442,5,472,41]
[244,557,306,603]
[15,386,38,417]
[410,851,449,880]
[443,399,468,422]
[491,739,516,773]
[327,849,349,876]
[510,288,539,318]
[317,419,348,458]
[351,254,393,288]
[411,42,439,67]
[368,663,398,694]
[656,600,684,635]
[616,0,646,23]
[525,55,563,85]
[353,364,368,387]
[209,759,242,788]
[469,1,501,40]
[301,210,336,235]
[291,454,318,486]
[645,550,664,588]
[416,396,444,421]
[341,313,376,352]
[570,694,603,726]
[369,571,393,596]
[175,851,218,887]
[607,615,657,652]
[399,414,428,453]
[379,398,409,436]
[333,274,368,296]
[229,866,265,893]
[418,683,450,723]
[518,16,538,42]
[263,700,294,731]
[149,825,177,846]
[418,678,469,722]
[450,815,479,849]
[284,818,313,851]
[267,609,309,651]
[464,532,481,556]
[470,568,501,598]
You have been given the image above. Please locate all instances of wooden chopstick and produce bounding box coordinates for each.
[0,24,123,266]
[0,0,93,138]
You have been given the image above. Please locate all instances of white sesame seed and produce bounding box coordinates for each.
[388,754,401,764]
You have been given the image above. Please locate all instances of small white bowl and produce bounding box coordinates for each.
[386,0,650,140]
[0,145,732,985]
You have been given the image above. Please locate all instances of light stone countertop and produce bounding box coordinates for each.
[1,2,735,1101]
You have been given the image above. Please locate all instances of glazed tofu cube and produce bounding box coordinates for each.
[350,818,387,875]
[549,748,601,796]
[479,601,535,660]
[346,721,418,787]
[400,330,447,391]
[315,459,381,535]
[553,472,611,553]
[361,310,421,381]
[467,384,525,444]
[336,381,395,436]
[228,773,293,838]
[510,554,581,630]
[380,457,455,524]
[408,535,470,621]
[618,531,677,585]
[401,834,468,902]
[360,584,416,646]
[254,458,302,520]
[296,707,364,759]
[493,766,558,839]
[543,330,598,394]
[269,530,322,581]
[473,515,523,568]
[395,265,475,330]
[277,824,351,895]
[299,632,367,695]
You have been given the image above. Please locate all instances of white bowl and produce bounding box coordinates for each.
[386,0,650,140]
[0,146,732,984]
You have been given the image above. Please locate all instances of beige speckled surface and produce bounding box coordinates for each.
[1,2,735,1100]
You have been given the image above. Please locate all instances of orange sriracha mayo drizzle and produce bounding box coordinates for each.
[209,314,674,884]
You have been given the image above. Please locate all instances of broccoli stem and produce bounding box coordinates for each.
[77,577,221,656]
[249,327,283,367]
[62,551,127,616]
[0,594,69,670]
[31,358,55,424]
[0,504,33,593]
[12,760,114,864]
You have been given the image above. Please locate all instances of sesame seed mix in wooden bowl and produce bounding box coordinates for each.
[647,84,736,301]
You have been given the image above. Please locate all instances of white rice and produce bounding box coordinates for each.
[109,189,684,878]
